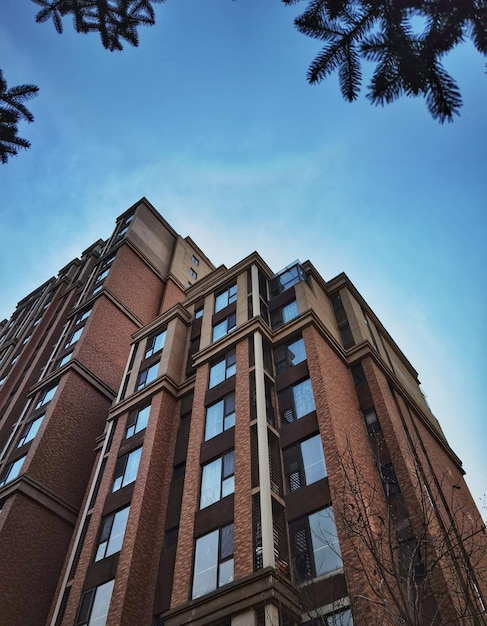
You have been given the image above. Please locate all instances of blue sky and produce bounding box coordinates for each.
[1,1,486,510]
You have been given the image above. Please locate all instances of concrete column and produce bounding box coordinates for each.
[251,264,260,319]
[265,603,280,626]
[253,330,275,569]
[232,608,257,626]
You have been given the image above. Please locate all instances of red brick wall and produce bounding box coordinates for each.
[159,278,185,315]
[0,492,74,626]
[170,363,209,607]
[234,339,253,579]
[105,245,164,324]
[303,327,381,623]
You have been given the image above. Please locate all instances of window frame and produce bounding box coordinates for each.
[274,336,306,374]
[289,506,342,583]
[200,450,235,509]
[208,351,236,388]
[75,308,92,325]
[214,284,237,313]
[0,455,26,486]
[112,447,142,492]
[136,362,159,391]
[75,579,115,626]
[283,433,327,493]
[270,299,299,329]
[65,327,83,349]
[94,505,130,562]
[35,384,58,410]
[144,330,167,360]
[192,523,234,599]
[212,313,236,342]
[280,378,316,424]
[126,404,151,438]
[204,393,235,441]
[17,414,44,448]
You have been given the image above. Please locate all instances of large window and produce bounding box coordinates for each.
[75,579,114,626]
[112,447,142,492]
[283,434,327,492]
[200,450,235,509]
[65,327,83,348]
[126,404,151,438]
[95,268,110,284]
[269,263,307,298]
[212,313,236,342]
[215,284,237,313]
[0,455,26,486]
[209,351,236,388]
[290,507,342,582]
[303,609,353,626]
[17,415,44,448]
[95,506,130,561]
[270,300,299,329]
[274,337,306,374]
[144,330,166,359]
[192,523,234,599]
[280,378,316,424]
[136,363,159,390]
[55,351,73,369]
[205,393,235,440]
[35,384,58,409]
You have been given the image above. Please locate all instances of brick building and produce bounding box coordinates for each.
[0,198,485,626]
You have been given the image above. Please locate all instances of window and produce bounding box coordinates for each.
[269,262,307,298]
[22,335,31,345]
[290,507,342,583]
[379,463,401,498]
[205,393,235,440]
[274,337,306,374]
[76,308,92,324]
[281,378,316,424]
[144,330,166,359]
[65,327,83,348]
[303,609,353,626]
[35,385,58,409]
[112,447,142,491]
[194,307,204,319]
[363,408,380,433]
[215,284,237,313]
[332,294,355,349]
[136,363,159,390]
[55,351,73,369]
[95,506,130,561]
[0,455,26,486]
[10,355,19,365]
[283,434,327,492]
[190,268,197,280]
[91,285,103,297]
[209,351,236,388]
[126,404,151,438]
[212,313,236,342]
[33,318,41,327]
[192,255,200,266]
[192,523,234,598]
[270,300,299,329]
[75,579,114,626]
[200,450,235,509]
[101,254,116,269]
[95,269,109,284]
[17,415,44,447]
[0,376,6,387]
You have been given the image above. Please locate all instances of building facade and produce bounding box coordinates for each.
[0,198,485,626]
